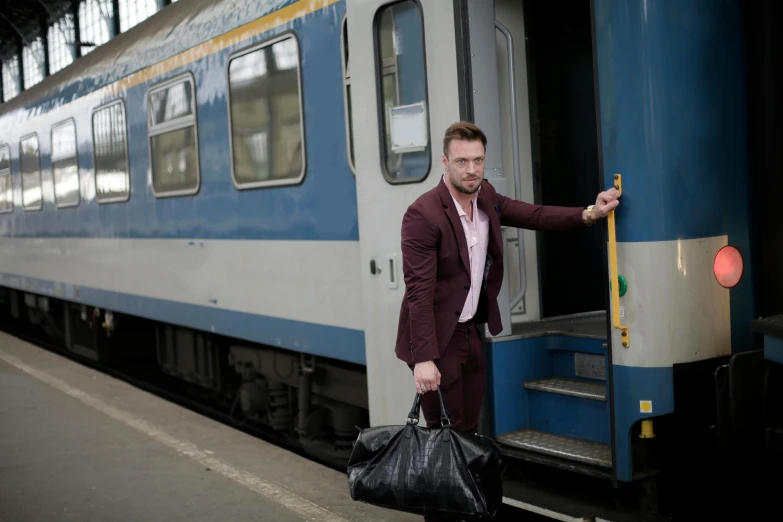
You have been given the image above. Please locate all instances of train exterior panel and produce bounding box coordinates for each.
[0,0,367,365]
[596,0,754,482]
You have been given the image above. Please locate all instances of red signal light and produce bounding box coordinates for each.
[714,245,743,288]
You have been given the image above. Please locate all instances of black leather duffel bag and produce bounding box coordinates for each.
[347,389,503,519]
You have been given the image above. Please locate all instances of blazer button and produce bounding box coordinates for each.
[464,286,470,291]
[454,311,460,317]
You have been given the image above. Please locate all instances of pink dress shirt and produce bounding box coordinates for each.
[450,189,490,323]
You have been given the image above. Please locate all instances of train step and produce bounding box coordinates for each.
[497,429,612,468]
[525,376,611,444]
[524,377,606,401]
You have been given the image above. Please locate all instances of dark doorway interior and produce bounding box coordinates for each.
[522,0,604,318]
[745,0,783,318]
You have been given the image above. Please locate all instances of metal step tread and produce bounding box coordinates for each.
[497,429,612,468]
[524,377,606,401]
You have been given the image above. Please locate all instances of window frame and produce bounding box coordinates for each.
[91,98,131,205]
[372,0,432,186]
[340,14,356,176]
[0,143,13,214]
[146,71,201,198]
[225,31,307,191]
[19,132,43,212]
[50,117,81,209]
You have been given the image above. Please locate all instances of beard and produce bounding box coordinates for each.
[452,177,482,194]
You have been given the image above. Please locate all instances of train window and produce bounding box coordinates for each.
[0,144,12,213]
[92,100,130,203]
[227,34,305,189]
[51,119,80,208]
[19,134,42,211]
[341,16,355,173]
[374,1,431,184]
[147,74,200,197]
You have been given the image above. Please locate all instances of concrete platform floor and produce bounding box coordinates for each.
[0,331,421,522]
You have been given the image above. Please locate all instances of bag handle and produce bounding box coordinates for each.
[406,388,451,427]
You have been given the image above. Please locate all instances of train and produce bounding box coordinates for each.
[1,0,780,519]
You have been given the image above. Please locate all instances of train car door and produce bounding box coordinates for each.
[346,0,513,427]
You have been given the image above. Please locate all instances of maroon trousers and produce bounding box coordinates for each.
[420,320,485,432]
[417,320,486,522]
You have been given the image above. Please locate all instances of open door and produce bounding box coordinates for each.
[346,0,513,427]
[346,0,461,427]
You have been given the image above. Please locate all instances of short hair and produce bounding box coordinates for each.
[442,121,487,156]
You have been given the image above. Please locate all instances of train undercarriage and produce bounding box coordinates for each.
[0,286,369,471]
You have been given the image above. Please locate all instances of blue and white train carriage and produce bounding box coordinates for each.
[0,0,772,516]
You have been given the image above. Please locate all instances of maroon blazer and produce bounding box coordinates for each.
[395,177,587,365]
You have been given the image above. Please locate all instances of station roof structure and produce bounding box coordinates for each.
[0,0,175,104]
[0,0,75,58]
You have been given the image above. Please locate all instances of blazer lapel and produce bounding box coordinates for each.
[437,179,470,274]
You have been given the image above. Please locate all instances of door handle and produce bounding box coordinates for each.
[607,174,629,348]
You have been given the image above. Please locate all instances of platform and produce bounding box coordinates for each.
[0,331,420,522]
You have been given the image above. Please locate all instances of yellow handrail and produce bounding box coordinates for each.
[607,174,629,348]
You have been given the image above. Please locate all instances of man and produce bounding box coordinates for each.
[395,121,620,437]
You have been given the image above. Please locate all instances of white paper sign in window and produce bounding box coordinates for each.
[390,102,428,154]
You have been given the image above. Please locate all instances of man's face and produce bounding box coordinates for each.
[442,139,485,195]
